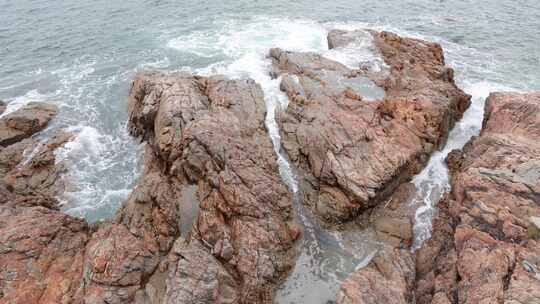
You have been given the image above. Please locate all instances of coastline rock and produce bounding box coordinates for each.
[0,137,37,178]
[0,204,89,304]
[4,132,73,197]
[126,72,297,303]
[1,72,297,304]
[297,29,469,304]
[0,102,57,147]
[337,248,415,304]
[0,102,82,304]
[0,100,5,115]
[415,92,540,304]
[273,30,470,223]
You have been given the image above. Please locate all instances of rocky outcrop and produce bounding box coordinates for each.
[273,30,470,223]
[0,72,298,304]
[4,132,73,197]
[127,72,298,303]
[337,248,415,304]
[0,196,89,304]
[0,100,5,115]
[3,31,538,304]
[0,102,57,147]
[415,92,540,304]
[0,104,86,304]
[329,30,473,304]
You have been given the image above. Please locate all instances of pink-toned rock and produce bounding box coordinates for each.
[4,132,73,197]
[0,203,89,304]
[1,72,297,304]
[273,30,470,223]
[337,248,415,304]
[127,72,297,303]
[0,102,57,147]
[415,92,540,304]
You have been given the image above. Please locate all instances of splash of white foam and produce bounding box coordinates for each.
[55,125,143,222]
[0,89,55,118]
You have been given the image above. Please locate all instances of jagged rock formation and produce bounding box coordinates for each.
[272,30,470,223]
[0,74,299,304]
[0,103,83,304]
[415,92,540,304]
[1,31,538,304]
[126,73,298,303]
[271,30,470,304]
[0,102,57,147]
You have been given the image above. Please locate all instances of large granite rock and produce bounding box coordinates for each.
[0,199,89,304]
[337,248,415,304]
[127,72,298,303]
[415,92,540,304]
[0,105,84,304]
[332,31,470,304]
[0,102,57,147]
[273,30,470,223]
[4,132,73,197]
[0,73,297,304]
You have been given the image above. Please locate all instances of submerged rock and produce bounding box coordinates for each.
[415,92,540,304]
[273,30,470,223]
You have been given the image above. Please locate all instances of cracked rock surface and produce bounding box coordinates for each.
[415,92,540,304]
[273,30,470,223]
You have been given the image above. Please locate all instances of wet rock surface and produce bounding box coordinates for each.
[0,73,297,304]
[274,29,471,304]
[273,30,470,223]
[415,92,540,304]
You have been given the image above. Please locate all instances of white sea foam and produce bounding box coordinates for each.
[55,124,142,222]
[0,89,56,118]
